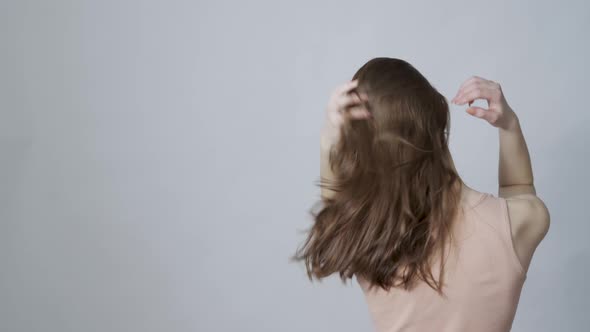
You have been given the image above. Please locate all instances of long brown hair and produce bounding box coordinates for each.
[291,57,464,295]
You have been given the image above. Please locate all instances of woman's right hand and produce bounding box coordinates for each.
[451,76,518,130]
[321,79,371,148]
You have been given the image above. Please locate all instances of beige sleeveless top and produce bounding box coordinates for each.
[356,191,527,332]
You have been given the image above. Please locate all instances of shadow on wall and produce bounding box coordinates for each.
[554,120,590,330]
[0,137,33,224]
[564,250,590,330]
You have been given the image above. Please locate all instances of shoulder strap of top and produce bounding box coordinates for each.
[468,193,526,275]
[498,196,527,276]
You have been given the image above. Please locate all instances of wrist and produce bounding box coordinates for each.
[500,110,520,132]
[321,133,338,150]
[321,125,340,148]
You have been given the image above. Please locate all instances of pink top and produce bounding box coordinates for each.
[356,191,527,332]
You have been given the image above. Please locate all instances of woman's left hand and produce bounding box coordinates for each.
[321,79,371,147]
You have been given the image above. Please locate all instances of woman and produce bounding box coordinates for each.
[291,57,550,332]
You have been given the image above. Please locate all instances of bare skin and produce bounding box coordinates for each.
[452,76,550,273]
[319,79,370,200]
[320,77,550,275]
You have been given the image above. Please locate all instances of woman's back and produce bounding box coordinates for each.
[292,62,551,332]
[357,188,527,332]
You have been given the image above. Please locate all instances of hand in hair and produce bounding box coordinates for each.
[451,76,518,131]
[321,79,371,148]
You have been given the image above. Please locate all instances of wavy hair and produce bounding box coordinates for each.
[291,57,464,295]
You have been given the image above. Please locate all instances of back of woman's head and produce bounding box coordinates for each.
[292,57,463,295]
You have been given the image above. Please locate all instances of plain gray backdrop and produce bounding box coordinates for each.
[2,0,589,331]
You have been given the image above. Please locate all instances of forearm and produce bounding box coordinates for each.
[320,128,338,201]
[498,114,536,197]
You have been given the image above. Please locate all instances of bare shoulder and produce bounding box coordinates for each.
[505,194,551,239]
[504,193,551,270]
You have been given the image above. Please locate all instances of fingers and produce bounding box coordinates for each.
[454,86,493,105]
[453,76,506,126]
[336,91,365,109]
[465,106,487,118]
[465,105,501,125]
[335,79,359,96]
[453,75,484,99]
[335,79,370,102]
[452,76,498,103]
[347,104,372,119]
[328,79,371,120]
[338,94,371,118]
[454,81,500,105]
[335,80,369,111]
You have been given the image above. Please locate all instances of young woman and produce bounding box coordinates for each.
[292,57,550,332]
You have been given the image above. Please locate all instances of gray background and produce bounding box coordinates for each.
[2,0,588,331]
